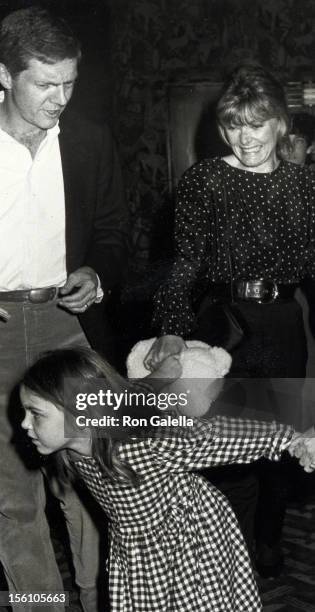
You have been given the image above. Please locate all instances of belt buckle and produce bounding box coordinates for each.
[29,288,55,303]
[244,281,278,304]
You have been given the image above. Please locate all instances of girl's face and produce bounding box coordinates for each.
[20,385,90,456]
[223,117,280,172]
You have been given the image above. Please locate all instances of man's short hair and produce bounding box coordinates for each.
[0,7,81,76]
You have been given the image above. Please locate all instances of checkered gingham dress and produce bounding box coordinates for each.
[73,416,293,612]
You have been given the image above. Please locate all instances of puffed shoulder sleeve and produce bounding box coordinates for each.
[146,416,294,472]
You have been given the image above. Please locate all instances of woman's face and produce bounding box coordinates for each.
[223,118,280,172]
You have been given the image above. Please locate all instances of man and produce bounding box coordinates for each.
[0,7,128,612]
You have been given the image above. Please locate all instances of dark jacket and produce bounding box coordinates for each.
[59,112,129,354]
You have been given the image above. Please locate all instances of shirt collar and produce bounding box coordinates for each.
[0,120,60,143]
[47,121,60,140]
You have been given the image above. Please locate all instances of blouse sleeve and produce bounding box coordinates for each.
[152,163,213,336]
[300,168,315,278]
[147,415,294,472]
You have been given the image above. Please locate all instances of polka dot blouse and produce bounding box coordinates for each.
[153,157,315,336]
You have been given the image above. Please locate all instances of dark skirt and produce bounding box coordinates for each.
[229,298,307,379]
[196,297,307,550]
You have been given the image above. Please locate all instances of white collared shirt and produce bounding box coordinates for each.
[0,123,67,290]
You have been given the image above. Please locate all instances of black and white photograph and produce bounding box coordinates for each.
[1,1,315,610]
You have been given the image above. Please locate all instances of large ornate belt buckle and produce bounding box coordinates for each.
[244,280,279,304]
[29,288,57,303]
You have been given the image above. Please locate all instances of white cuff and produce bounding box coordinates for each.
[95,275,104,303]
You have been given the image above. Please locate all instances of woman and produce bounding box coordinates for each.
[148,63,315,576]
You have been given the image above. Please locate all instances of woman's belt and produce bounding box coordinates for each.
[208,280,297,304]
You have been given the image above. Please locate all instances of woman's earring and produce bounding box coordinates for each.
[0,90,4,103]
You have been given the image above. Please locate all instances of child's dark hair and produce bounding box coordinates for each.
[21,347,141,485]
[290,112,315,147]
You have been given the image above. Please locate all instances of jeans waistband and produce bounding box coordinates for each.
[0,287,58,303]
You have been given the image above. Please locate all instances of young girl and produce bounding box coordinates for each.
[20,347,296,612]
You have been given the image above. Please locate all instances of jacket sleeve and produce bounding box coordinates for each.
[84,124,129,291]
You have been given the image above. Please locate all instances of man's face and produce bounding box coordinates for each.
[6,56,78,131]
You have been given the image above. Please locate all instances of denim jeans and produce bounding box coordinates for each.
[0,299,101,612]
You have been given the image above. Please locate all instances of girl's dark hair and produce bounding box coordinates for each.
[216,63,290,147]
[21,347,141,485]
[290,112,315,147]
[0,7,81,76]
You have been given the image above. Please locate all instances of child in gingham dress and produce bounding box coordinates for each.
[19,347,298,612]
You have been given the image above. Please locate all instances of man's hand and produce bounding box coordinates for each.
[58,266,98,313]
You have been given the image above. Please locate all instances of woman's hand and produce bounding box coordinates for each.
[147,354,182,380]
[144,335,186,372]
[143,354,183,395]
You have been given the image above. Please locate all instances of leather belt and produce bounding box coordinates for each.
[209,280,297,304]
[0,287,58,303]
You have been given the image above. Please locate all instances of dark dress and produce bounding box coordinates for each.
[72,417,293,611]
[154,158,315,378]
[153,157,315,552]
[154,157,315,379]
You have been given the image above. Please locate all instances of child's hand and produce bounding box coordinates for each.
[288,427,315,472]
